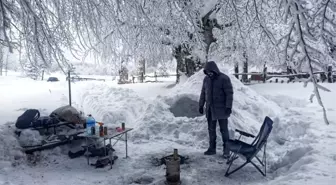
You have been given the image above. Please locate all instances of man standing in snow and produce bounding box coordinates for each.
[199,61,233,158]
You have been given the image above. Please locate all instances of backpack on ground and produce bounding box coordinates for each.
[15,109,40,129]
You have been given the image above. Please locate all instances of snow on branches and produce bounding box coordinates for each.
[276,0,336,124]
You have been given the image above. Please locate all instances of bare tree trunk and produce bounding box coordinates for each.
[242,51,248,82]
[0,47,3,76]
[173,45,184,83]
[142,59,146,75]
[263,63,267,83]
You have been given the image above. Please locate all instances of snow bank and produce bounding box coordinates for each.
[73,82,148,126]
[18,129,43,147]
[1,69,335,185]
[75,69,282,149]
[131,70,282,148]
[70,68,336,184]
[0,123,26,168]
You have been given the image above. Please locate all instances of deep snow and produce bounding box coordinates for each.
[0,70,335,185]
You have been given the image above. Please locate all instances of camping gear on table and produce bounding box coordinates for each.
[91,126,96,135]
[15,106,86,153]
[86,115,96,135]
[78,126,133,166]
[225,116,273,177]
[15,109,41,129]
[116,127,123,132]
[15,105,84,132]
[99,123,104,137]
[15,111,75,136]
[50,105,83,124]
[22,130,84,154]
[104,126,108,135]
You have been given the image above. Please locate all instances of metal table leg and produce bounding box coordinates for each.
[104,138,106,156]
[125,132,128,158]
[86,137,89,165]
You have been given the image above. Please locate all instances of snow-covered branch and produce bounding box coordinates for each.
[277,0,334,125]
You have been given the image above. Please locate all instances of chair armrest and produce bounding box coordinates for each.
[235,129,255,138]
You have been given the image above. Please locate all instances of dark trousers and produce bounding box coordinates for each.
[207,109,229,150]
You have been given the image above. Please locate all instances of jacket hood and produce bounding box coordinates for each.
[203,61,220,75]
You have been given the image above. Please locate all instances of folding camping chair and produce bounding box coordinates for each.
[225,116,273,177]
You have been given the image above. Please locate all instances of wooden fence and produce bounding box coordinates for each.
[117,69,335,84]
[233,70,336,84]
[119,72,179,84]
[66,76,106,82]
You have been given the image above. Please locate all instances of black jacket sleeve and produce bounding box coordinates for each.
[223,76,233,108]
[199,78,206,108]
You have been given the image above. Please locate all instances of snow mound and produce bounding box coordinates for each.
[71,69,333,184]
[131,69,282,147]
[18,129,42,147]
[75,69,282,148]
[0,123,26,168]
[74,83,147,126]
[270,146,315,174]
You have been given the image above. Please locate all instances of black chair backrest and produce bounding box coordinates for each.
[252,116,273,149]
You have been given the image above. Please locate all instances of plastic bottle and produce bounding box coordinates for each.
[99,123,104,137]
[96,123,100,137]
[86,115,96,135]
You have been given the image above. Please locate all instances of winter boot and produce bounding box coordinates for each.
[204,148,216,155]
[222,142,230,159]
[205,130,217,155]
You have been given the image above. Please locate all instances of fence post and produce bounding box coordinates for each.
[263,63,267,83]
[176,72,180,84]
[242,61,248,83]
[140,72,144,83]
[327,65,332,83]
[320,72,327,82]
[68,70,72,106]
[234,63,239,79]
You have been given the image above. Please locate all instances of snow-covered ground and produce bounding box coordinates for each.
[0,70,335,185]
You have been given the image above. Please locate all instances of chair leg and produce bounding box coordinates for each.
[226,145,242,165]
[256,156,264,166]
[225,161,249,177]
[226,156,239,164]
[250,161,266,176]
[225,153,236,174]
[226,153,239,164]
[264,144,267,175]
[264,156,267,176]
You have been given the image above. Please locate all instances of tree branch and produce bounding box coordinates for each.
[0,0,13,52]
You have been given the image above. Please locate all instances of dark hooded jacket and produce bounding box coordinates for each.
[199,61,234,120]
